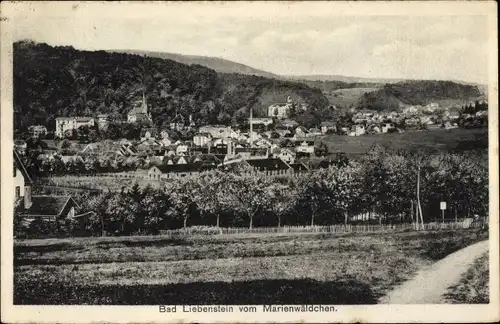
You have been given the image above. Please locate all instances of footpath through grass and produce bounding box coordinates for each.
[14,228,488,305]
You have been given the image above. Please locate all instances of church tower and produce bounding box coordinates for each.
[141,92,148,114]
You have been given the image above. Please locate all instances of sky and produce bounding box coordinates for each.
[6,2,493,84]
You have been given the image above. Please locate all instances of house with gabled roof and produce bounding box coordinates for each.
[246,158,292,175]
[14,140,27,154]
[295,126,309,138]
[275,147,296,164]
[14,150,85,226]
[289,161,309,174]
[320,121,337,135]
[193,133,212,147]
[218,157,294,176]
[18,196,80,222]
[14,150,33,206]
[148,164,216,180]
[169,114,186,131]
[140,128,158,141]
[60,155,84,164]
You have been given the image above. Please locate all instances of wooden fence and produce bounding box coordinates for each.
[159,218,487,237]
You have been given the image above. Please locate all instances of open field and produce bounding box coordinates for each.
[325,87,380,108]
[321,128,488,154]
[14,228,488,304]
[443,252,489,303]
[38,174,162,192]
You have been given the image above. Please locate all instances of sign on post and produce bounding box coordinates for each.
[440,201,446,225]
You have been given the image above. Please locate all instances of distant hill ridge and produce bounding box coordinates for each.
[111,50,486,88]
[112,50,280,79]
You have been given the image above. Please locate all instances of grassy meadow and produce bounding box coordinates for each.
[321,128,488,154]
[14,228,488,305]
[38,173,162,192]
[444,252,489,303]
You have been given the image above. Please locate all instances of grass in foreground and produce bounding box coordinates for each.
[443,252,489,304]
[14,229,488,305]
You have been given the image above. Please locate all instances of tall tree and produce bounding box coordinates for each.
[226,173,270,229]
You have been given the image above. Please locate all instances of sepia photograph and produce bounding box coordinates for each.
[1,1,498,323]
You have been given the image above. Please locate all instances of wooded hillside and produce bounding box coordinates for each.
[14,41,330,132]
[354,81,482,111]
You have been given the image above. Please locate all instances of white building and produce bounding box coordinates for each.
[268,96,294,118]
[349,124,366,137]
[28,125,48,138]
[193,133,212,147]
[199,125,232,139]
[55,117,95,138]
[249,117,274,127]
[97,114,110,130]
[176,144,189,156]
[296,141,315,154]
[276,148,296,164]
[381,123,395,133]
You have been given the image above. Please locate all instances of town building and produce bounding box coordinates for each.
[275,148,296,164]
[169,114,186,131]
[268,96,294,118]
[219,157,293,176]
[381,123,396,133]
[28,125,48,138]
[278,119,299,129]
[127,93,152,123]
[349,124,366,137]
[193,133,212,147]
[14,140,27,154]
[55,117,95,138]
[308,128,322,137]
[249,117,274,128]
[289,162,309,175]
[97,114,110,130]
[199,125,233,139]
[140,128,158,142]
[245,158,293,175]
[296,141,315,154]
[233,147,268,159]
[14,150,84,224]
[295,126,309,138]
[14,150,32,204]
[147,164,216,180]
[320,121,337,135]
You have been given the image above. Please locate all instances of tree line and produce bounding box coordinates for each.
[15,146,488,238]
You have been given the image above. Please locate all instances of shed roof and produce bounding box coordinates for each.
[246,158,291,171]
[22,196,78,217]
[153,164,216,174]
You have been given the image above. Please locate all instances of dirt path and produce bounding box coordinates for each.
[379,240,489,304]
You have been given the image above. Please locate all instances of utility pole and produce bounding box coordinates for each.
[249,106,253,148]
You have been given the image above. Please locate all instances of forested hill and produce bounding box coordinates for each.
[354,81,483,111]
[13,41,330,132]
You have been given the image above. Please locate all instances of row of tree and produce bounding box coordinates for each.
[16,146,488,237]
